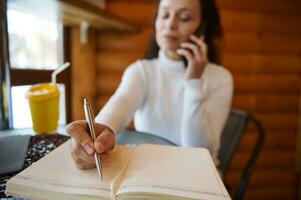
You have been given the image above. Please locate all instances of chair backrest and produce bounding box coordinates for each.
[218,108,264,200]
[218,109,249,174]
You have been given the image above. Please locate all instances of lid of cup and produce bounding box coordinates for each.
[26,83,59,102]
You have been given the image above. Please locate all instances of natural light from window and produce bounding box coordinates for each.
[7,9,66,129]
[7,9,61,69]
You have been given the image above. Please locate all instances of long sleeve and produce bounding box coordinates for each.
[96,54,233,163]
[95,62,146,134]
[180,67,233,159]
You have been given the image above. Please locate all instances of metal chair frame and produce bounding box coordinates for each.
[218,108,265,200]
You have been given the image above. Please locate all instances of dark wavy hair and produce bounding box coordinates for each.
[145,0,223,64]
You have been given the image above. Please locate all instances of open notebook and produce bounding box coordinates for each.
[6,140,230,200]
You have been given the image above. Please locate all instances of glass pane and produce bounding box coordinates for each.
[7,9,62,70]
[11,84,66,129]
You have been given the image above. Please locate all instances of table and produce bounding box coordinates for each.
[0,133,69,199]
[0,128,176,199]
[117,129,176,146]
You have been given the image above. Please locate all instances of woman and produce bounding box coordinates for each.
[67,0,233,169]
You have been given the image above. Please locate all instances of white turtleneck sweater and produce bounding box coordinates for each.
[95,50,233,162]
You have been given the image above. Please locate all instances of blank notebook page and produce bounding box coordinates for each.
[117,144,230,200]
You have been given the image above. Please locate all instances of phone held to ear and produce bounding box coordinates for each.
[182,21,207,67]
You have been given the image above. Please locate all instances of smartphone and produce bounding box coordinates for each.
[182,21,207,67]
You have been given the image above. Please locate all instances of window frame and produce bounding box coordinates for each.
[1,0,72,125]
[0,0,13,129]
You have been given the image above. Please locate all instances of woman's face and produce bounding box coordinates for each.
[155,0,201,52]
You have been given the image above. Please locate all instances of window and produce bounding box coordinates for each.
[5,6,70,129]
[7,9,62,70]
[7,8,64,70]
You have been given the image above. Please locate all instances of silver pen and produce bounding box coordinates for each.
[84,98,102,180]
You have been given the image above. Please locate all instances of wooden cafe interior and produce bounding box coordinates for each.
[0,0,301,199]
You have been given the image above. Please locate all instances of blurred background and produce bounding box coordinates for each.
[1,0,301,199]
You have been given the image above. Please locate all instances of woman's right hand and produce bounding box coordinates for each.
[66,120,115,170]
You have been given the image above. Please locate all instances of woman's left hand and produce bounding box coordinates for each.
[177,35,208,80]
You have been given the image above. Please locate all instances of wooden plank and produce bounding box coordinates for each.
[228,150,295,170]
[297,82,301,197]
[97,72,121,95]
[109,0,301,16]
[97,50,144,72]
[233,74,300,93]
[220,10,301,34]
[107,2,155,27]
[246,113,298,132]
[221,53,301,74]
[71,27,98,120]
[233,94,299,113]
[96,95,112,110]
[236,131,296,152]
[243,185,296,200]
[107,0,154,3]
[225,169,297,187]
[224,31,301,54]
[244,129,296,137]
[97,28,152,51]
[216,0,301,15]
[108,0,301,15]
[81,0,105,10]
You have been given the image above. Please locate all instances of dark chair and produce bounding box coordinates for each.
[218,108,265,200]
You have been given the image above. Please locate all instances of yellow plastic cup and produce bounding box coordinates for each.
[26,83,60,134]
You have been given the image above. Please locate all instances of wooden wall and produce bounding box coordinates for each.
[71,27,98,120]
[93,0,301,199]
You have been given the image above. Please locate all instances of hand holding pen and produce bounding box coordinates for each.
[66,102,115,173]
[84,98,103,179]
